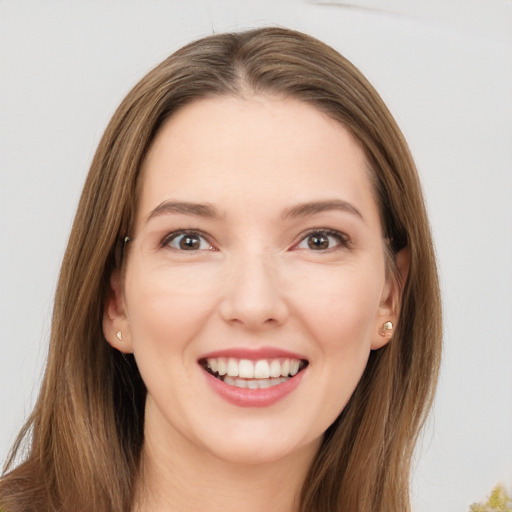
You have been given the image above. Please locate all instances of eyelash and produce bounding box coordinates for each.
[161,230,216,251]
[160,228,350,252]
[294,229,350,252]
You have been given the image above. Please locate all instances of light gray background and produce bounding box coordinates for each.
[1,1,511,511]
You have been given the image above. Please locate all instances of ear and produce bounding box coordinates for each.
[371,246,410,350]
[103,269,133,354]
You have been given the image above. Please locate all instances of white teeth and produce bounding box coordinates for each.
[254,360,270,379]
[280,359,290,377]
[289,359,300,376]
[269,359,282,378]
[208,358,218,373]
[224,376,246,388]
[223,376,287,389]
[217,358,227,376]
[227,358,239,377]
[238,359,254,378]
[205,356,305,382]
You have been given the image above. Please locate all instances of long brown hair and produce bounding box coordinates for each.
[1,27,442,512]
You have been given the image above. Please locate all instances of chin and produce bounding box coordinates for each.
[193,423,322,467]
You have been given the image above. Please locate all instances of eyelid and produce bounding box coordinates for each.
[292,228,350,251]
[159,227,350,252]
[161,229,217,251]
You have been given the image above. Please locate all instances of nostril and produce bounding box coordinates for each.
[218,293,290,329]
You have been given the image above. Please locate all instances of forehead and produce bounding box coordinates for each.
[136,94,379,227]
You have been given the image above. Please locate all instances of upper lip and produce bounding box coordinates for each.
[198,346,307,361]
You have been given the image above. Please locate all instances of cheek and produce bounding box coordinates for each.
[282,266,385,433]
[122,267,222,420]
[293,264,384,353]
[124,266,220,354]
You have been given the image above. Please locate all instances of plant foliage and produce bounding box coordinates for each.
[470,484,512,512]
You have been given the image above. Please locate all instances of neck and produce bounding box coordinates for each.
[132,416,319,512]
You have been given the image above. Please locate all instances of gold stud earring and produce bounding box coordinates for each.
[116,331,123,342]
[380,321,393,336]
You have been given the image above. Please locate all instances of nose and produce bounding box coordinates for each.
[219,252,289,329]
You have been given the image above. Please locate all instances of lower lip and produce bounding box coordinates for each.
[202,368,306,408]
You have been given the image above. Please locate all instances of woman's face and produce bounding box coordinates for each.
[105,95,398,465]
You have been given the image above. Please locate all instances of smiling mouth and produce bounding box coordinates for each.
[199,357,309,389]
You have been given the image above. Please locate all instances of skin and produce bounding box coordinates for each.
[104,94,402,512]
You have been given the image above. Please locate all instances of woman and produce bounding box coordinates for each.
[0,27,441,512]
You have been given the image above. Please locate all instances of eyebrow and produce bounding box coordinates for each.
[145,198,364,224]
[146,201,220,223]
[281,199,364,221]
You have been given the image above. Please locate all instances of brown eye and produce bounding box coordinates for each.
[179,234,201,250]
[307,234,330,250]
[165,231,213,251]
[296,230,348,251]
